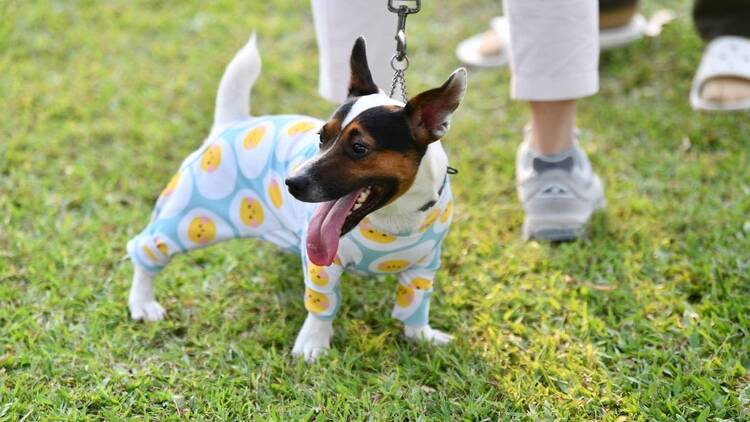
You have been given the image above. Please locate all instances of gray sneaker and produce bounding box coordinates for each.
[516,134,606,241]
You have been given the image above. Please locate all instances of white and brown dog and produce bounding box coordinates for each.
[126,33,467,362]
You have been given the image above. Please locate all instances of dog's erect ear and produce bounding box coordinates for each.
[403,68,467,146]
[348,37,379,98]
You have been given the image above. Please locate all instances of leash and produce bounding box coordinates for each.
[386,2,459,177]
[387,0,420,102]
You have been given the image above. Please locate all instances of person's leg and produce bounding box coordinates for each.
[693,0,750,106]
[506,0,606,240]
[528,100,577,155]
[311,0,396,104]
[506,0,598,151]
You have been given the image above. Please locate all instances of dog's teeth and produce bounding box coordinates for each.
[354,186,372,207]
[353,203,362,210]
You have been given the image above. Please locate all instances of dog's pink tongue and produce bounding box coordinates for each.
[307,189,363,266]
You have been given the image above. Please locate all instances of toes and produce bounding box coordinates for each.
[292,317,333,363]
[130,307,145,321]
[431,330,453,345]
[292,342,311,357]
[292,344,329,363]
[305,347,328,363]
[143,303,166,321]
[129,301,166,322]
[404,326,453,346]
[291,344,303,356]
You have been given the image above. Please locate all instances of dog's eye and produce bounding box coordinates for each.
[351,142,369,157]
[318,130,324,146]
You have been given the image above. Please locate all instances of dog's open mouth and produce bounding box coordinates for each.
[306,184,387,266]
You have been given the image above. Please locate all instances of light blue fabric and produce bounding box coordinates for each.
[128,115,453,326]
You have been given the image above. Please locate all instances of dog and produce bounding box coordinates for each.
[126,33,467,362]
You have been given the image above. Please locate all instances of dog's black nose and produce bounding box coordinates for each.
[285,175,309,197]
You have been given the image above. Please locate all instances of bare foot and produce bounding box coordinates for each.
[701,76,750,105]
[478,29,502,57]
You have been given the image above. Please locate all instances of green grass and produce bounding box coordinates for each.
[2,0,750,419]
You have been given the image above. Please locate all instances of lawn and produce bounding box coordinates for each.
[2,0,750,419]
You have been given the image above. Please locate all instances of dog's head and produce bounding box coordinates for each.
[285,37,467,266]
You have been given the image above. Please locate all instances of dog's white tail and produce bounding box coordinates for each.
[212,32,261,130]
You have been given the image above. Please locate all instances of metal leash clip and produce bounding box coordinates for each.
[387,0,421,101]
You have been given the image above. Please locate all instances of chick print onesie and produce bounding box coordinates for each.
[128,115,453,326]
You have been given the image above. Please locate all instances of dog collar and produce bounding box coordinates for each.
[418,166,455,212]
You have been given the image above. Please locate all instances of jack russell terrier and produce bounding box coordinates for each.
[126,33,467,362]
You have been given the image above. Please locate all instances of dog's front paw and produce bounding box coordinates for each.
[292,314,334,363]
[404,325,453,345]
[129,300,166,322]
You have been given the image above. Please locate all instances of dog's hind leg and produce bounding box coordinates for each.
[128,264,166,322]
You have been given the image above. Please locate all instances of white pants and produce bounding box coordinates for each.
[311,0,397,103]
[312,0,599,103]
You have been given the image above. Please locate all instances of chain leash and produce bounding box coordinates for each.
[387,0,420,102]
[385,2,458,176]
[389,56,409,102]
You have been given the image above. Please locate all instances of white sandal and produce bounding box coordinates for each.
[600,13,647,51]
[455,14,648,69]
[690,36,750,112]
[455,16,510,68]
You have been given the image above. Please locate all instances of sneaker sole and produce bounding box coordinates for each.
[522,197,606,241]
[523,219,586,241]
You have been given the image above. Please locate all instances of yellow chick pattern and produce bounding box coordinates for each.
[187,216,216,245]
[304,288,331,314]
[200,145,222,173]
[307,263,330,287]
[243,126,267,150]
[359,218,397,243]
[395,284,415,307]
[239,197,264,228]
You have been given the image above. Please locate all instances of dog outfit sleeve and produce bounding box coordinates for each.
[302,256,345,321]
[390,244,442,327]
